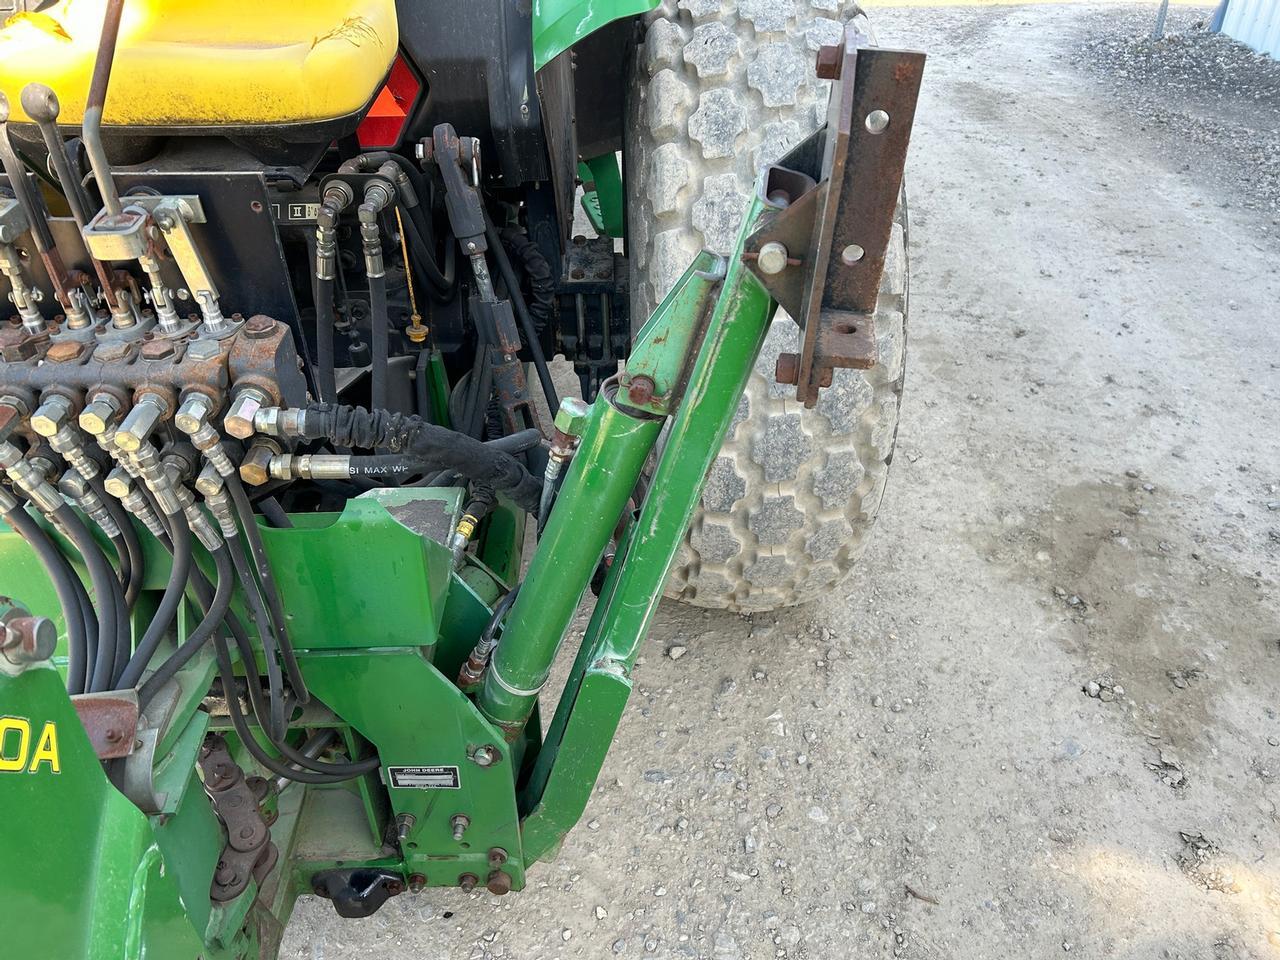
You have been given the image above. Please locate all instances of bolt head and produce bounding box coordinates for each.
[195,463,224,497]
[626,375,656,406]
[103,467,134,498]
[815,43,843,80]
[239,445,274,486]
[243,314,274,339]
[114,396,166,452]
[80,396,122,436]
[57,468,89,499]
[756,241,790,276]
[174,394,215,435]
[224,391,265,440]
[45,340,85,363]
[186,339,221,361]
[485,870,512,896]
[140,338,175,361]
[552,397,591,436]
[470,744,498,767]
[29,397,72,438]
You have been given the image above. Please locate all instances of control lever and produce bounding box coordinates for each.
[20,82,138,330]
[0,92,93,330]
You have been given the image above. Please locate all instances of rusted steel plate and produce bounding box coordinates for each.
[71,689,139,759]
[743,22,924,406]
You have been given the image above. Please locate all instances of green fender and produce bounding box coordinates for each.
[532,0,659,71]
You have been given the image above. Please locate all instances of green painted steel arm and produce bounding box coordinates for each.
[517,193,780,861]
[532,0,660,70]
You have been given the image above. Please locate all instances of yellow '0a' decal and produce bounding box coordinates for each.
[0,717,60,773]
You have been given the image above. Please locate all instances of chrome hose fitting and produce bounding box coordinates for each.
[57,469,119,538]
[31,395,99,480]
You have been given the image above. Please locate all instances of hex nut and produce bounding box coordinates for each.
[103,467,133,498]
[174,394,215,435]
[239,445,274,486]
[552,398,591,437]
[224,390,267,440]
[29,396,72,438]
[46,340,85,363]
[114,396,166,452]
[79,395,123,435]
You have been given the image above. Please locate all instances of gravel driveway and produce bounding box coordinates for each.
[284,2,1280,957]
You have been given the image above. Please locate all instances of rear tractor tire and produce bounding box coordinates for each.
[624,0,909,613]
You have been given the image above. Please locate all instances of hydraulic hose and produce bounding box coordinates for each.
[293,403,543,513]
[398,200,456,294]
[211,629,377,784]
[224,528,287,738]
[414,348,432,421]
[315,274,338,404]
[2,499,89,694]
[95,474,143,609]
[342,429,542,481]
[368,271,390,412]
[53,502,125,694]
[226,472,309,705]
[134,543,232,705]
[116,509,191,690]
[483,210,559,413]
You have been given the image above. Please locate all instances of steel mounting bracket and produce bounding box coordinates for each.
[743,23,925,407]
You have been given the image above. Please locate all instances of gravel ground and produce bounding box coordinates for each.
[284,3,1280,957]
[1079,5,1280,213]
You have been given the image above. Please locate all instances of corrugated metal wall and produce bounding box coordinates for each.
[1222,0,1280,58]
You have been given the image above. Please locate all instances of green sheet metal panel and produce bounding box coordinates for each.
[532,0,659,70]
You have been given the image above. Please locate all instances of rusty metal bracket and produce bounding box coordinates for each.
[743,23,925,407]
[70,689,139,759]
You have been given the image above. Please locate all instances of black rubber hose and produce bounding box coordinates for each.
[116,509,191,690]
[258,496,293,529]
[107,531,132,683]
[483,209,559,413]
[414,348,432,422]
[398,200,455,294]
[95,476,144,610]
[211,628,378,784]
[299,403,543,513]
[501,227,555,331]
[225,527,287,739]
[223,618,380,778]
[3,502,89,694]
[134,543,232,705]
[315,274,337,403]
[225,472,309,705]
[368,271,390,413]
[52,502,123,694]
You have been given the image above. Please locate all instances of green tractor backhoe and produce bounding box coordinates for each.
[0,1,922,955]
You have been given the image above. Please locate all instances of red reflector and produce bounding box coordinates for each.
[357,54,421,149]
